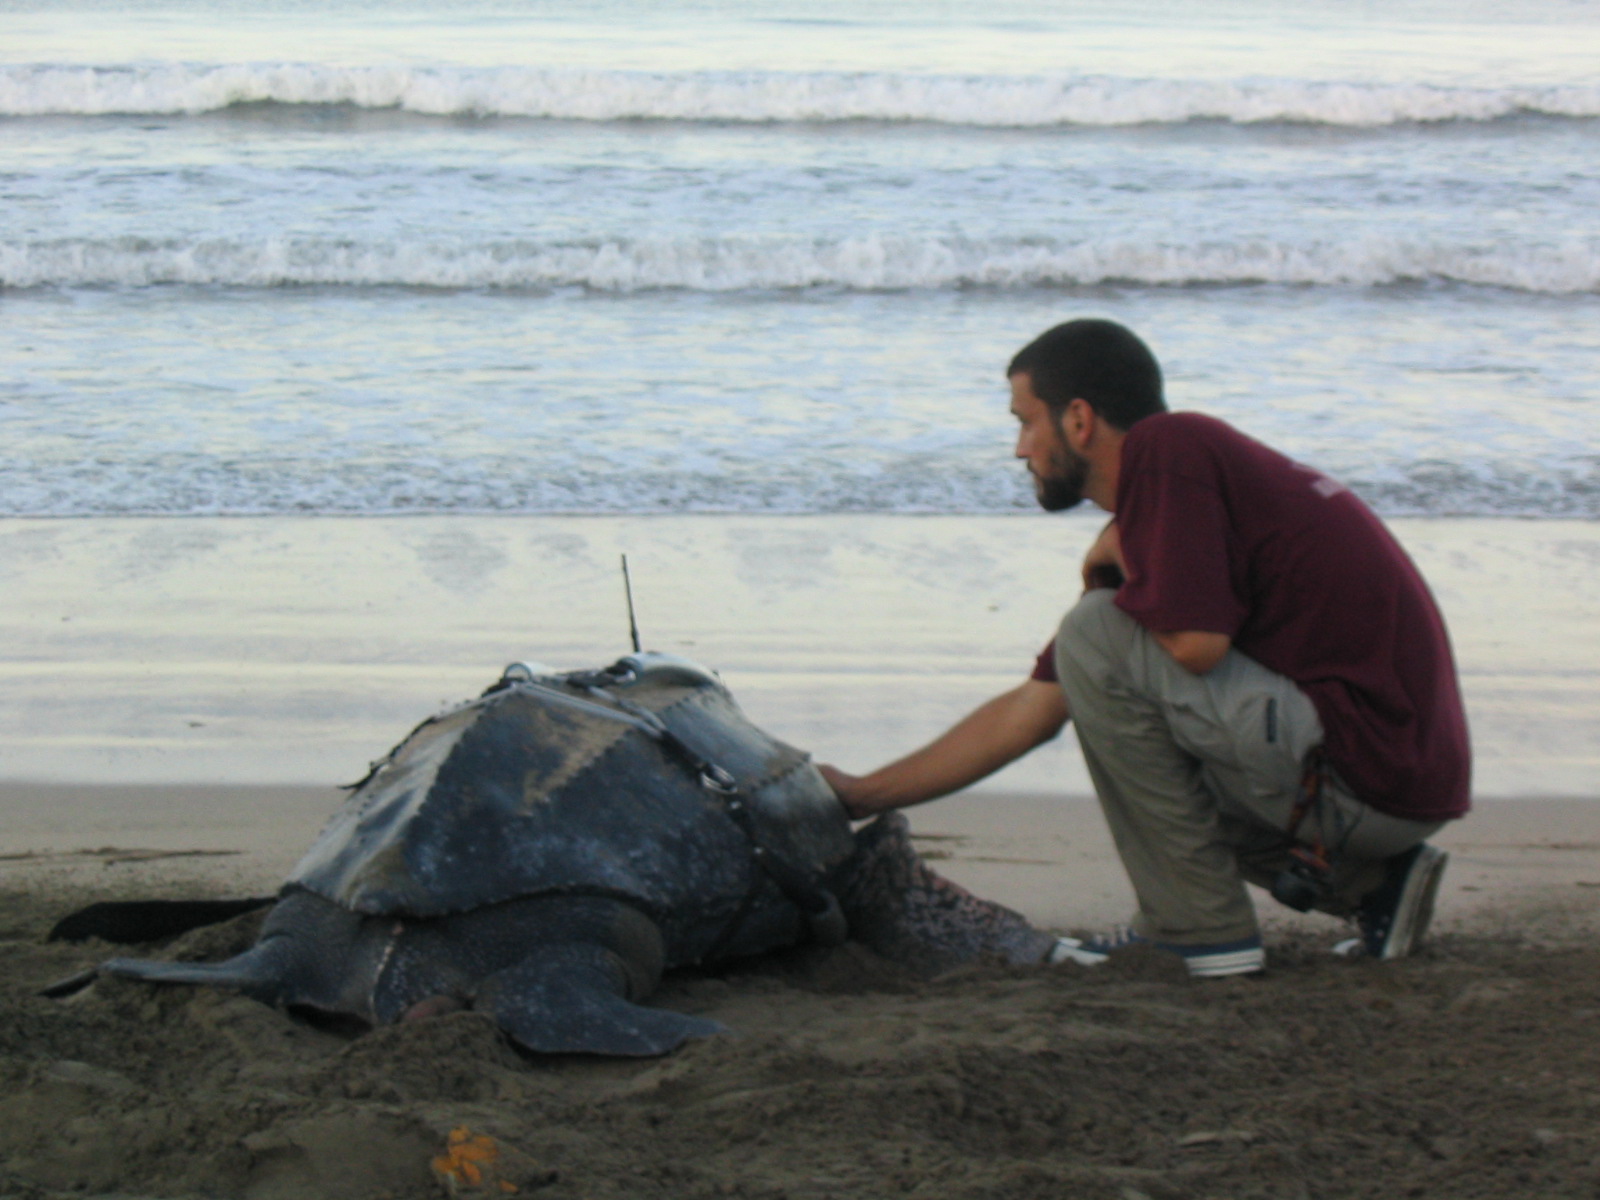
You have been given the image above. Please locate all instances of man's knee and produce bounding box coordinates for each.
[1055,587,1136,678]
[1049,592,1139,713]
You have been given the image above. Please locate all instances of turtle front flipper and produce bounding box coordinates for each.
[842,812,1057,975]
[479,943,724,1056]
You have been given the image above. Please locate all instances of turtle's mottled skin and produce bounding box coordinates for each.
[94,653,1053,1056]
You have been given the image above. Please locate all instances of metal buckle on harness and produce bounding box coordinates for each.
[699,764,738,794]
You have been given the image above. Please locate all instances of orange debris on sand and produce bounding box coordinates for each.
[431,1126,518,1195]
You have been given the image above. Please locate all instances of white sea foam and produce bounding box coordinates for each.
[4,63,1598,126]
[4,455,1594,519]
[5,234,1597,294]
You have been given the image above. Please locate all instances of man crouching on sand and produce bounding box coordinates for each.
[820,319,1470,977]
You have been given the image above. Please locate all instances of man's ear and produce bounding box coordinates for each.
[1060,397,1095,450]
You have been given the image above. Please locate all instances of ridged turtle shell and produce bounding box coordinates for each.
[287,654,855,938]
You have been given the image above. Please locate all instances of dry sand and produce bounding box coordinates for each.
[2,514,1597,1199]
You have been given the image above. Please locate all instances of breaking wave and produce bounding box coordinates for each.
[5,233,1598,294]
[4,455,1596,519]
[4,63,1599,127]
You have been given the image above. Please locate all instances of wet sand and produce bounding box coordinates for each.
[1,514,1597,798]
[2,783,1597,938]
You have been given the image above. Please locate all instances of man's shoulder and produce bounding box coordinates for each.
[1123,411,1263,477]
[1127,410,1244,447]
[1120,411,1357,519]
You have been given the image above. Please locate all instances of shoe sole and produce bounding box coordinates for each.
[1048,936,1265,977]
[1379,844,1448,960]
[1047,938,1110,967]
[1183,945,1266,977]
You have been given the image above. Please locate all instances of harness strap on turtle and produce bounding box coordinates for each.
[588,691,851,953]
[642,716,846,944]
[500,673,845,951]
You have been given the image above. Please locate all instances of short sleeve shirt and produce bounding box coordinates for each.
[1038,413,1470,822]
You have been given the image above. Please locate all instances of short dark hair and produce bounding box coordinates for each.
[1007,319,1165,430]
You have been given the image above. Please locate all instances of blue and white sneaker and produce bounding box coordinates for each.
[1048,928,1265,978]
[1335,842,1448,961]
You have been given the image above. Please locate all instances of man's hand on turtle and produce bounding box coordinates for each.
[817,763,877,821]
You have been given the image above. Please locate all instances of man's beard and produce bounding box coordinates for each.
[1033,443,1089,512]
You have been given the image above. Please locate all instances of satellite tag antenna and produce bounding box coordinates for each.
[620,554,642,653]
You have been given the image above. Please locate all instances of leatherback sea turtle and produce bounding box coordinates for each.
[56,653,1054,1056]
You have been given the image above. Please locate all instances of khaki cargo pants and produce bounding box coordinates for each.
[1054,589,1440,946]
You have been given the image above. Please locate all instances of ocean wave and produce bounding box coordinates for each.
[3,63,1598,127]
[4,234,1597,294]
[3,456,1595,519]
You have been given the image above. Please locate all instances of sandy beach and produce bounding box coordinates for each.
[2,514,1598,1199]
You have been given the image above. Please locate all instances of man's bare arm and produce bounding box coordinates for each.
[1084,520,1230,672]
[817,679,1069,820]
[1153,629,1231,673]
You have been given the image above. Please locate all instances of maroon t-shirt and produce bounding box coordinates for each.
[1036,412,1470,822]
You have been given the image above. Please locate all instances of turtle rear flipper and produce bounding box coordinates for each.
[44,924,300,1001]
[480,943,724,1057]
[100,947,291,1000]
[101,889,375,1013]
[49,897,275,944]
